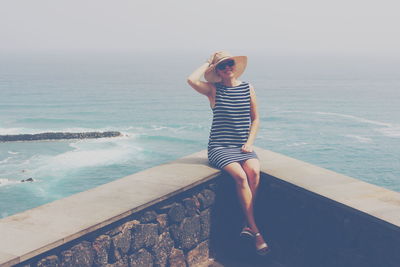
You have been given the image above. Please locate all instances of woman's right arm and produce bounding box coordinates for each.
[186,55,214,96]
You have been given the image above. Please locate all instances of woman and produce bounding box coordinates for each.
[187,51,269,255]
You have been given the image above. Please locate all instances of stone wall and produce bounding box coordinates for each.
[16,182,217,267]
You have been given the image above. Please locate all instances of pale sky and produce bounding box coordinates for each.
[1,0,399,59]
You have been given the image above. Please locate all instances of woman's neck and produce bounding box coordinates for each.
[221,78,240,87]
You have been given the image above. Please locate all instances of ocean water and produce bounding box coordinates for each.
[0,53,399,218]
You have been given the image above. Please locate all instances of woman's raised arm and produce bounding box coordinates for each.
[187,54,215,96]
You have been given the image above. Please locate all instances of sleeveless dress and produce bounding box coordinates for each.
[207,81,258,169]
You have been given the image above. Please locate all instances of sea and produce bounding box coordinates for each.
[1,52,399,218]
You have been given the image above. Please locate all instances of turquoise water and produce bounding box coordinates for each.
[1,53,399,218]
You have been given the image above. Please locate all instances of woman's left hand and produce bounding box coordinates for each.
[241,143,253,153]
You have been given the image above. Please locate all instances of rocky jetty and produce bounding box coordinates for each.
[0,131,122,142]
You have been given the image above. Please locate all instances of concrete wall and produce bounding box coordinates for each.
[212,173,400,267]
[1,148,399,267]
[212,149,400,267]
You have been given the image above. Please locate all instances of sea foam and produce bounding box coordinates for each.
[36,137,143,172]
[344,134,373,143]
[314,111,400,138]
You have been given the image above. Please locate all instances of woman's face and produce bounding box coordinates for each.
[216,59,235,79]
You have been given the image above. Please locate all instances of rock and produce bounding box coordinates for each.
[183,197,199,217]
[156,214,168,234]
[186,241,209,267]
[200,209,211,241]
[112,226,131,260]
[37,255,59,267]
[157,202,175,214]
[106,257,129,267]
[107,220,139,237]
[69,241,94,267]
[131,223,158,251]
[169,248,186,267]
[60,250,73,267]
[151,232,175,267]
[208,183,218,191]
[169,223,180,243]
[168,203,186,223]
[193,196,201,209]
[129,249,153,267]
[93,235,111,266]
[0,131,121,142]
[20,178,34,182]
[140,210,158,223]
[197,189,215,210]
[170,215,201,250]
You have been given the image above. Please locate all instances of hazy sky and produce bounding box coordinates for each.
[1,0,399,59]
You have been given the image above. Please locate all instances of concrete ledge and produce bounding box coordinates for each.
[255,148,400,228]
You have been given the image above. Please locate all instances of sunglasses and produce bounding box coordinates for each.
[216,59,235,70]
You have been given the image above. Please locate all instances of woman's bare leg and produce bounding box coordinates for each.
[223,162,258,232]
[240,158,268,250]
[241,158,261,207]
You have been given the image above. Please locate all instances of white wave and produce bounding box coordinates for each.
[67,134,135,149]
[48,148,135,169]
[8,151,19,155]
[375,126,400,138]
[150,125,169,131]
[286,142,308,147]
[59,126,121,133]
[0,127,26,135]
[314,112,392,127]
[0,178,15,186]
[344,134,373,143]
[0,157,12,164]
[35,140,143,172]
[0,178,36,187]
[315,112,400,138]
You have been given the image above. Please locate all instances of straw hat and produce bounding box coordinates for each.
[204,51,247,83]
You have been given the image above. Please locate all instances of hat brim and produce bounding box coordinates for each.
[204,56,247,83]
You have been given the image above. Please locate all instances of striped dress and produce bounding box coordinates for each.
[207,81,258,169]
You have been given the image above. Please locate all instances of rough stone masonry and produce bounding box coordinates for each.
[15,182,217,267]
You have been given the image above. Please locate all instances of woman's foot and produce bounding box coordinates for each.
[240,225,254,238]
[240,226,270,255]
[254,232,270,255]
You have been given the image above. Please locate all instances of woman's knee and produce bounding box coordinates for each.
[245,166,260,181]
[243,160,260,179]
[223,163,248,186]
[231,172,248,185]
[242,166,260,189]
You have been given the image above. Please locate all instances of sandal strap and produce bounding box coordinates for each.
[240,228,254,236]
[256,242,268,250]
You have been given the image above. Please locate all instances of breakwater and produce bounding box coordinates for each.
[0,148,399,267]
[0,131,122,142]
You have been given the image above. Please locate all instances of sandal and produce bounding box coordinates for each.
[240,225,270,255]
[240,226,255,239]
[254,232,270,255]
